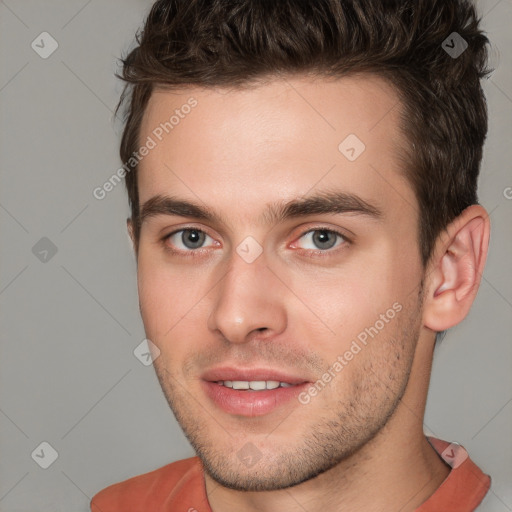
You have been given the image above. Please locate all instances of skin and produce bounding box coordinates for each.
[128,74,490,511]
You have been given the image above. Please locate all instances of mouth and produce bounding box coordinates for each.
[201,368,310,417]
[216,380,294,390]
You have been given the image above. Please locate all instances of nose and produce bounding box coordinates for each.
[207,248,287,344]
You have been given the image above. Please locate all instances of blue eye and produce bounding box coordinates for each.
[296,229,346,251]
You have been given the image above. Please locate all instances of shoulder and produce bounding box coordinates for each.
[90,457,203,512]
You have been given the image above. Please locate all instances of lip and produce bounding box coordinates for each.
[201,367,308,385]
[201,367,310,417]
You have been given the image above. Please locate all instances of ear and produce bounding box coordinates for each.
[422,205,490,332]
[127,218,138,254]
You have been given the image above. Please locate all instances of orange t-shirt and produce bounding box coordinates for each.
[91,437,490,512]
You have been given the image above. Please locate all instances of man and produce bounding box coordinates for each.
[91,0,492,510]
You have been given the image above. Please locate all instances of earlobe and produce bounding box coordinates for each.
[423,206,490,333]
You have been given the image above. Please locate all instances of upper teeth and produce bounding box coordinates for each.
[219,380,293,390]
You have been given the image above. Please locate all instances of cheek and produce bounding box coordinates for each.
[288,245,418,362]
[137,251,183,339]
[136,248,217,345]
[291,261,396,332]
[137,266,191,375]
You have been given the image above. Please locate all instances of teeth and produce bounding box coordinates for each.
[249,381,266,390]
[218,380,294,390]
[232,381,250,390]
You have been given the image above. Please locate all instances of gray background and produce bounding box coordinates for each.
[0,1,510,511]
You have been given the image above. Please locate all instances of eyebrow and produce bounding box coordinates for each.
[139,190,383,227]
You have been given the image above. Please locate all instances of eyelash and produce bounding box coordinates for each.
[161,227,350,259]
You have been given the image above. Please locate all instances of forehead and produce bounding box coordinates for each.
[137,74,414,220]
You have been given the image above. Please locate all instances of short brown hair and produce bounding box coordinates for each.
[117,0,490,265]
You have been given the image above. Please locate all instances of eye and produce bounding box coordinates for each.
[165,228,215,251]
[295,229,347,251]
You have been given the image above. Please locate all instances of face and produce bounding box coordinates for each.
[134,75,425,491]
